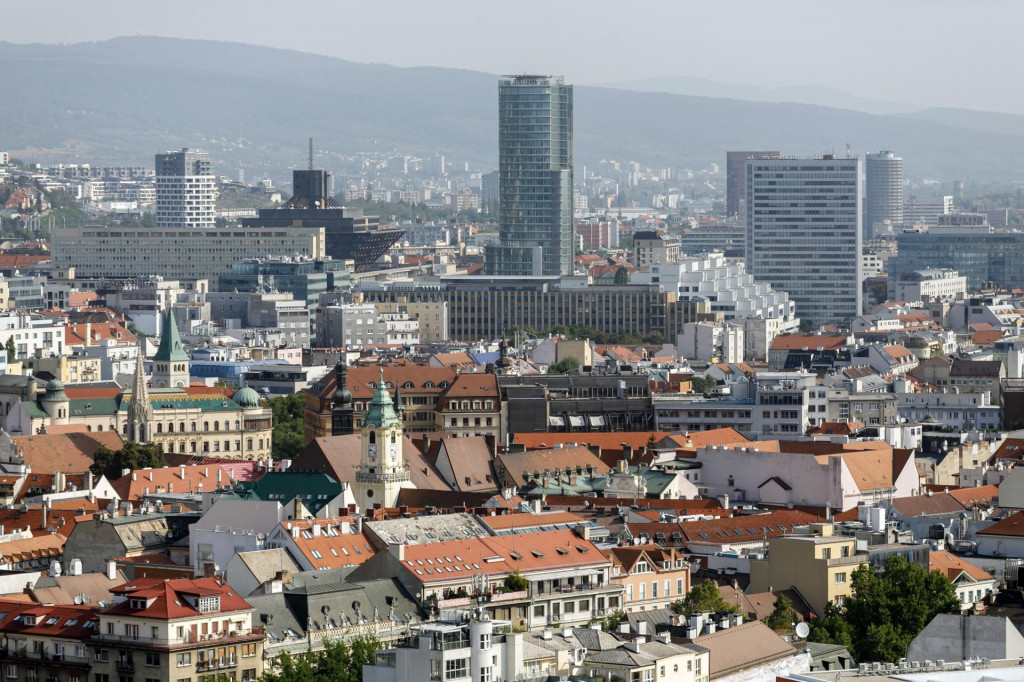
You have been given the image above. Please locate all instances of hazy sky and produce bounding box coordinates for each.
[4,0,1024,113]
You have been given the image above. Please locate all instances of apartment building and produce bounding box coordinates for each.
[748,523,863,615]
[90,577,264,682]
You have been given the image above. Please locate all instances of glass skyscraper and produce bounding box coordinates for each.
[745,156,862,327]
[487,75,574,277]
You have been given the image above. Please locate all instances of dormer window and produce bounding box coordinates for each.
[130,598,148,610]
[197,596,220,613]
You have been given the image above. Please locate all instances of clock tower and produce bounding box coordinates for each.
[353,365,413,513]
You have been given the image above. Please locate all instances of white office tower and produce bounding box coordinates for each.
[745,156,862,328]
[155,148,217,228]
[865,151,903,237]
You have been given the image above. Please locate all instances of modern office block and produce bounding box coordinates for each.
[726,151,780,217]
[746,156,862,327]
[487,75,573,277]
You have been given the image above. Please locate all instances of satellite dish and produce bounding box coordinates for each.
[795,622,810,639]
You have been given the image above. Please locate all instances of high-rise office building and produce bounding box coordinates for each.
[155,148,217,228]
[726,151,780,217]
[865,151,903,237]
[487,75,573,277]
[746,156,862,327]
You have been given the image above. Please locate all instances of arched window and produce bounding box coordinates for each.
[369,432,376,444]
[203,421,209,431]
[234,420,240,430]
[214,422,220,432]
[247,438,253,450]
[180,422,186,432]
[168,423,174,433]
[122,425,128,435]
[157,423,163,434]
[191,422,197,432]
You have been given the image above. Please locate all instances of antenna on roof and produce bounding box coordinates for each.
[308,138,314,171]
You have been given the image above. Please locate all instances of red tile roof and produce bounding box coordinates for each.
[398,529,606,584]
[977,510,1024,537]
[929,550,994,582]
[105,577,252,619]
[278,518,375,570]
[0,599,96,638]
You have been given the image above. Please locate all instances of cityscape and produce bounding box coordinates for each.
[2,3,1024,682]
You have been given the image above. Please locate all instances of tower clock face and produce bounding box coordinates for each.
[389,443,398,459]
[368,443,377,459]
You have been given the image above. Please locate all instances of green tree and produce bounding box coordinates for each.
[4,337,14,364]
[503,569,528,592]
[764,593,795,632]
[260,635,380,682]
[548,357,581,375]
[613,266,630,284]
[807,556,960,662]
[670,579,738,618]
[601,608,626,632]
[690,375,717,394]
[90,442,166,480]
[269,393,305,460]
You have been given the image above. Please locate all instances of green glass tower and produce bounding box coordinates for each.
[487,75,574,277]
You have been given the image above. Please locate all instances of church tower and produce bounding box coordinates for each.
[331,358,354,436]
[353,365,413,512]
[152,309,190,388]
[126,339,153,442]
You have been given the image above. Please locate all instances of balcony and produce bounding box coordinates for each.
[0,649,90,669]
[92,626,265,650]
[197,656,237,671]
[115,660,135,673]
[827,554,868,567]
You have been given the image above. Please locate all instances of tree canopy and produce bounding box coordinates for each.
[764,593,795,632]
[90,441,166,480]
[670,579,738,618]
[259,636,380,682]
[269,393,305,460]
[548,357,580,375]
[807,555,960,662]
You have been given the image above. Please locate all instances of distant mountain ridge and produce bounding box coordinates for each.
[0,36,1022,182]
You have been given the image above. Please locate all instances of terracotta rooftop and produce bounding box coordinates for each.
[104,577,252,619]
[929,550,994,582]
[769,335,847,352]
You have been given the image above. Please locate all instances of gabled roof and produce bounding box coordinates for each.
[929,550,994,583]
[271,518,375,570]
[13,431,125,474]
[678,510,820,546]
[0,599,97,639]
[977,510,1024,537]
[390,529,607,584]
[110,464,233,501]
[947,485,998,509]
[104,577,252,619]
[0,533,65,565]
[890,493,966,518]
[496,446,608,488]
[437,437,497,492]
[437,373,499,406]
[693,620,796,679]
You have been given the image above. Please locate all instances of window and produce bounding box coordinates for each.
[94,676,109,682]
[145,653,160,667]
[479,633,490,649]
[430,660,442,681]
[564,602,575,614]
[177,653,192,667]
[95,650,109,662]
[644,670,654,682]
[840,546,849,558]
[197,596,221,613]
[533,604,545,618]
[677,579,684,595]
[664,580,671,597]
[651,581,658,598]
[241,644,256,658]
[478,667,492,682]
[639,583,646,600]
[5,665,14,679]
[445,658,468,680]
[835,572,847,584]
[821,547,831,560]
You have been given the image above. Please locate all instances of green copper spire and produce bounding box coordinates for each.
[363,364,401,429]
[154,308,189,363]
